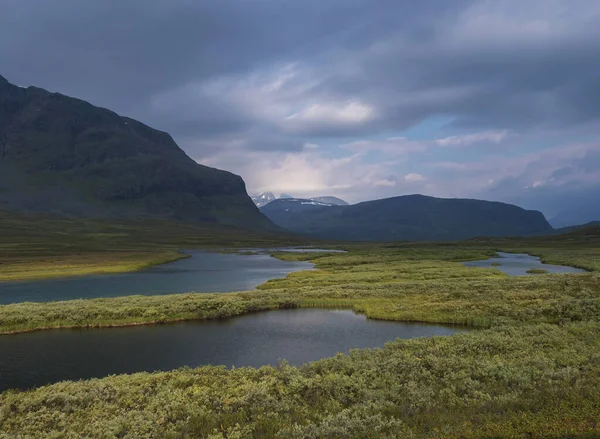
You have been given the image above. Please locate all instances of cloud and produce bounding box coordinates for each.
[340,137,429,155]
[303,143,320,150]
[373,177,398,187]
[2,0,599,217]
[404,173,427,183]
[284,100,375,133]
[436,130,508,147]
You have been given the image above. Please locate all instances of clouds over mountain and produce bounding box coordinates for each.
[1,0,598,218]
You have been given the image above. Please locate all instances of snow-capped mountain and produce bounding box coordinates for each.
[310,196,348,206]
[251,192,278,208]
[252,193,348,208]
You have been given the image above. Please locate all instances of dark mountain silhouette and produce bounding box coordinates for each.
[261,194,553,241]
[0,74,271,229]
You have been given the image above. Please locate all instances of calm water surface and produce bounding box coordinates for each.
[0,251,314,305]
[464,252,586,276]
[0,309,465,391]
[237,247,347,254]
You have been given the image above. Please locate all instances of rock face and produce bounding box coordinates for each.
[261,194,554,241]
[0,74,272,228]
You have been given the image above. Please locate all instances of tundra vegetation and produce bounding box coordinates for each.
[0,223,599,438]
[0,210,303,281]
[526,268,549,274]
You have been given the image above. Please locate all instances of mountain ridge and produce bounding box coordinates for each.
[0,75,272,229]
[251,192,348,208]
[261,194,553,241]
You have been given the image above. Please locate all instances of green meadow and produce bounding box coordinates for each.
[0,221,599,438]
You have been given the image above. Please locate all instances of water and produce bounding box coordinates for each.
[464,252,586,276]
[0,251,314,305]
[237,247,348,254]
[0,309,464,391]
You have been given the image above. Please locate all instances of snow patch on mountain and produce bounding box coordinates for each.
[252,193,349,208]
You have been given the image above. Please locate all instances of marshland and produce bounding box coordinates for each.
[1,218,599,438]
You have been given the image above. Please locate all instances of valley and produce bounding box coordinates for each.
[0,227,599,438]
[1,72,599,439]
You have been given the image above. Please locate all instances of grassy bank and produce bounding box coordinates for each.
[0,245,598,334]
[1,322,599,438]
[0,251,189,282]
[0,209,307,281]
[1,226,599,438]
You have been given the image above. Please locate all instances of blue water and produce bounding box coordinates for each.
[0,309,465,391]
[238,247,348,254]
[0,251,314,305]
[464,252,586,276]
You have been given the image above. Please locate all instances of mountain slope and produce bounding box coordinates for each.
[0,74,271,229]
[251,193,349,208]
[251,192,278,208]
[310,196,348,206]
[261,194,553,241]
[553,221,600,235]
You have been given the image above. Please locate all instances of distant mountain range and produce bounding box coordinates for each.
[251,192,348,208]
[260,195,554,241]
[0,74,272,229]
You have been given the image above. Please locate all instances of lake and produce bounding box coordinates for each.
[236,247,348,253]
[464,252,586,276]
[0,250,315,305]
[0,309,465,391]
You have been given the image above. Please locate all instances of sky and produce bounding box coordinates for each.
[1,0,599,223]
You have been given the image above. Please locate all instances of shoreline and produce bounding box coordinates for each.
[0,303,481,336]
[0,251,191,283]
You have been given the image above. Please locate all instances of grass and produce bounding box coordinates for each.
[0,251,189,281]
[491,262,502,266]
[526,268,549,274]
[0,218,600,438]
[0,246,598,334]
[0,209,307,281]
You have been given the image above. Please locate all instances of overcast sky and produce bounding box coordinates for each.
[1,0,599,220]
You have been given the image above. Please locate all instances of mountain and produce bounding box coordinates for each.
[554,221,600,235]
[251,192,278,208]
[260,198,338,214]
[0,74,272,229]
[310,196,349,206]
[261,194,553,241]
[549,204,600,228]
[251,193,349,208]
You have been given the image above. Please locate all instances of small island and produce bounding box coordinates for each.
[526,269,549,274]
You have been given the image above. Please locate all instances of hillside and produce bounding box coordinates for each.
[554,221,600,235]
[0,74,271,229]
[261,194,553,241]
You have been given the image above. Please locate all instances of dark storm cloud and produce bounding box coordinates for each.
[0,0,472,138]
[2,0,599,138]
